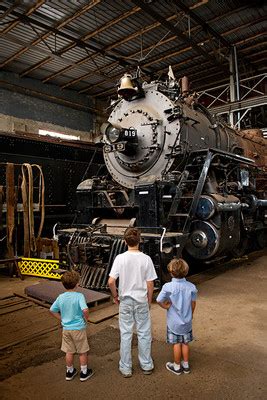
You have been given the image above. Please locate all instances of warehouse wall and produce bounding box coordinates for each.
[0,71,103,141]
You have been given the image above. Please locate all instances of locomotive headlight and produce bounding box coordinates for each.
[101,123,121,144]
[106,126,121,143]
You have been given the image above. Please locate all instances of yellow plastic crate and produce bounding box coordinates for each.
[19,257,61,280]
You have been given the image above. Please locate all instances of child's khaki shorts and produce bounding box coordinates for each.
[61,329,89,354]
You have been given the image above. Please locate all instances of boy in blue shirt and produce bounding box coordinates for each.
[50,270,94,381]
[157,258,197,375]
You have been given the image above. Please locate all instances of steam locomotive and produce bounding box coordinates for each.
[58,73,267,289]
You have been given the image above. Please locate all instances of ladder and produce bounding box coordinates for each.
[168,150,213,257]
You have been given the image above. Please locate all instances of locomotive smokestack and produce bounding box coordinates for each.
[180,76,189,96]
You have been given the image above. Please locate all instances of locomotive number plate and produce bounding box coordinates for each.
[122,128,137,138]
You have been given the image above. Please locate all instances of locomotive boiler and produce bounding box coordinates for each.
[58,73,267,289]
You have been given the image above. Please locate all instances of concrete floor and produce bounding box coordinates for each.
[0,251,266,400]
[0,275,41,299]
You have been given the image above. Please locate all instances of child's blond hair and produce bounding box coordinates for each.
[167,258,189,278]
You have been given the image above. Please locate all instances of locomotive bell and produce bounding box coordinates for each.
[118,74,136,99]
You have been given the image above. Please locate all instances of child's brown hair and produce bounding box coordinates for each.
[167,258,189,278]
[61,270,80,290]
[124,227,141,247]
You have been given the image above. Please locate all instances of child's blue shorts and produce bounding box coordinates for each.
[167,327,193,344]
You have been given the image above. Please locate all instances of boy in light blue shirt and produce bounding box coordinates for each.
[50,270,94,382]
[157,258,197,375]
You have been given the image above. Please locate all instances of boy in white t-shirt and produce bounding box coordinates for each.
[108,227,157,378]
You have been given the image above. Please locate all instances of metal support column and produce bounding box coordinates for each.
[233,45,241,129]
[229,48,235,127]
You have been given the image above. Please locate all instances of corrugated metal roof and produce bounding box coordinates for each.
[0,0,266,98]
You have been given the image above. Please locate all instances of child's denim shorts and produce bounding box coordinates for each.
[167,327,193,344]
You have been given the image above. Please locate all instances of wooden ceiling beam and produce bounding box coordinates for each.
[0,0,45,36]
[71,14,258,91]
[0,7,139,73]
[236,32,265,48]
[173,0,230,48]
[0,0,101,71]
[43,4,247,87]
[59,6,141,55]
[0,3,18,21]
[42,6,148,84]
[1,32,100,76]
[89,37,263,99]
[42,58,93,84]
[20,57,53,77]
[1,1,263,98]
[83,19,265,96]
[219,16,266,38]
[130,0,229,73]
[66,45,191,92]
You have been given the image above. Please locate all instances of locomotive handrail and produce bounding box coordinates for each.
[190,147,255,164]
[160,228,166,253]
[183,151,213,233]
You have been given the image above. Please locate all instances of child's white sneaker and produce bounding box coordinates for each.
[166,362,182,375]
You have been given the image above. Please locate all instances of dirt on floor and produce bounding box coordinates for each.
[0,312,137,381]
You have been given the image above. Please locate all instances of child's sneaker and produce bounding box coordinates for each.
[66,368,77,381]
[166,362,182,375]
[182,363,191,374]
[80,368,94,382]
